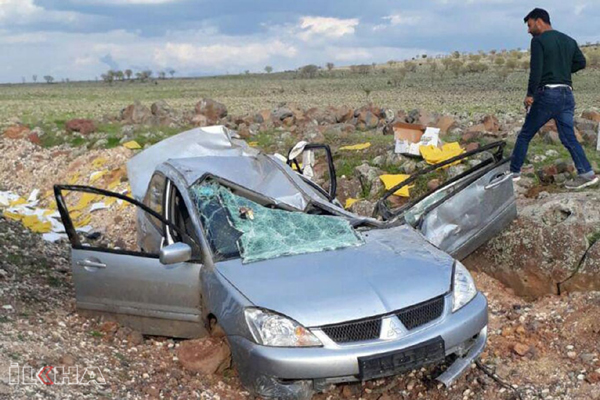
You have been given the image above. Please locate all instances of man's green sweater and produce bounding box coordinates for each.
[527,30,587,96]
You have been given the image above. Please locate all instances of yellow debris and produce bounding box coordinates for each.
[104,197,118,206]
[123,140,142,150]
[9,198,27,207]
[92,157,108,169]
[379,174,413,198]
[291,162,304,171]
[248,141,259,147]
[345,198,359,209]
[420,142,465,167]
[90,170,108,184]
[339,142,371,151]
[74,214,92,228]
[71,193,99,212]
[3,211,23,221]
[108,179,121,190]
[22,215,52,233]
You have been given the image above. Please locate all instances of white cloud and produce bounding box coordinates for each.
[0,0,80,25]
[154,40,297,68]
[297,16,359,41]
[383,13,422,26]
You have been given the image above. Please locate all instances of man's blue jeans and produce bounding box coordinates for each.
[510,87,593,175]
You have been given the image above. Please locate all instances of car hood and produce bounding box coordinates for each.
[215,225,455,327]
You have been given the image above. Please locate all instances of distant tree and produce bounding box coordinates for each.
[167,68,176,78]
[125,69,133,80]
[115,70,125,81]
[298,64,319,78]
[158,71,167,79]
[326,62,335,71]
[494,57,506,66]
[244,70,250,75]
[22,77,26,84]
[490,49,497,55]
[469,54,482,62]
[264,65,273,74]
[452,51,461,59]
[101,71,115,84]
[386,60,396,67]
[135,70,152,82]
[43,75,54,84]
[32,75,37,83]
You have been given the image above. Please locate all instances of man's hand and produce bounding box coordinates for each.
[524,96,534,109]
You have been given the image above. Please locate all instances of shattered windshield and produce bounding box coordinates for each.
[189,181,364,263]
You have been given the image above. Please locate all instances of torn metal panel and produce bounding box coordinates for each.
[189,182,364,264]
[417,162,516,259]
[168,155,311,211]
[127,126,258,201]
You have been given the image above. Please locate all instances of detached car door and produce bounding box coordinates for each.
[54,185,206,338]
[377,141,517,260]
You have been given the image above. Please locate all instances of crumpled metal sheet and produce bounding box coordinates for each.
[168,154,311,211]
[418,162,515,259]
[127,126,258,201]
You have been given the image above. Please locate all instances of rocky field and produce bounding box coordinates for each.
[1,95,600,399]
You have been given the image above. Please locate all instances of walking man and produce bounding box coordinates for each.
[510,8,598,189]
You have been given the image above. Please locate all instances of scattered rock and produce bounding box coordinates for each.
[435,115,457,135]
[513,343,530,356]
[581,110,600,123]
[177,337,231,375]
[194,98,228,124]
[3,125,31,140]
[121,101,153,125]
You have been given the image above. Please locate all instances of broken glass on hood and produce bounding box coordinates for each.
[190,182,364,263]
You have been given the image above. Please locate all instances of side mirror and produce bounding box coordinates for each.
[160,242,192,265]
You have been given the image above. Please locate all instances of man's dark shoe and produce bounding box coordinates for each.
[565,175,599,190]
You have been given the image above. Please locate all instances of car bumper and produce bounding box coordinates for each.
[229,292,488,398]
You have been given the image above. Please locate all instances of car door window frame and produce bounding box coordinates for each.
[374,141,507,221]
[164,180,202,255]
[54,184,199,259]
[286,143,337,201]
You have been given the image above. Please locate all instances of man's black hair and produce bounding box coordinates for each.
[524,8,551,24]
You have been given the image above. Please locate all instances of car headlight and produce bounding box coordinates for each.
[244,308,323,347]
[452,260,477,312]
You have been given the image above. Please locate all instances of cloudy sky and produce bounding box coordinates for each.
[0,0,598,83]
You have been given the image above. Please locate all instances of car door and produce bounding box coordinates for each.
[54,184,206,339]
[376,141,517,260]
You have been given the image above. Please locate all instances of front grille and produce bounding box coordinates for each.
[396,296,445,330]
[321,318,381,343]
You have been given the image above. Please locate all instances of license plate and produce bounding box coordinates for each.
[358,336,445,380]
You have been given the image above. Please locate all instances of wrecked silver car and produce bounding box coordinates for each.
[54,126,516,399]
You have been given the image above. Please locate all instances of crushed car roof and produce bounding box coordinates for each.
[127,126,257,202]
[126,125,333,211]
